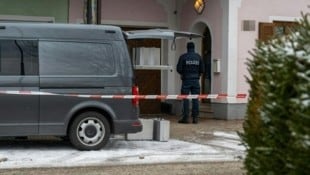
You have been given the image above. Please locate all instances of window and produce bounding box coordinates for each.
[274,21,297,36]
[0,40,38,76]
[39,41,115,76]
[259,21,298,42]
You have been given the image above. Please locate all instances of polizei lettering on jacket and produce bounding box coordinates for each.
[185,60,199,65]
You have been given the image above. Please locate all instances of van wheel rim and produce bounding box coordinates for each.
[77,117,105,146]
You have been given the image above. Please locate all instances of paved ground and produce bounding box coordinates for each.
[0,105,246,175]
[0,162,244,175]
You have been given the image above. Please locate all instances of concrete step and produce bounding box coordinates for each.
[200,103,213,113]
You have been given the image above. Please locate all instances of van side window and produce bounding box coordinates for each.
[0,40,38,76]
[39,41,115,76]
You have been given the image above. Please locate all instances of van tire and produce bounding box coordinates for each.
[69,111,110,150]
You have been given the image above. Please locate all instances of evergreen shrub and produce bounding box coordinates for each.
[241,13,310,175]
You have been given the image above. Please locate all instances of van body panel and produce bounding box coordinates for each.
[0,76,39,136]
[39,77,129,88]
[38,93,138,135]
[113,120,143,134]
[39,98,117,135]
[0,23,124,41]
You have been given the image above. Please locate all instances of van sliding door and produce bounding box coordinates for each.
[0,40,39,136]
[38,41,120,135]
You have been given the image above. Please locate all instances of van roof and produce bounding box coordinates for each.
[0,23,124,41]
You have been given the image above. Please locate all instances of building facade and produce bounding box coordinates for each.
[1,0,309,118]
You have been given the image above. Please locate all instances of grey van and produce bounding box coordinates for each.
[0,23,142,150]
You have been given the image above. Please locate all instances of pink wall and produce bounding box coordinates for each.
[69,0,83,23]
[69,0,167,24]
[180,0,309,95]
[101,0,166,22]
[237,0,309,93]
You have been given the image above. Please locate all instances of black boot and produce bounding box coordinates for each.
[178,117,189,124]
[192,117,198,124]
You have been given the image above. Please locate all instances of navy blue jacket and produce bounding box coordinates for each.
[177,46,204,80]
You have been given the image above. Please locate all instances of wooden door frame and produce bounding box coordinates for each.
[201,26,212,103]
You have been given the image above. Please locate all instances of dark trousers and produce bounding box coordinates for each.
[181,79,200,120]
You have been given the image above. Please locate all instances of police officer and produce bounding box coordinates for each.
[177,42,204,124]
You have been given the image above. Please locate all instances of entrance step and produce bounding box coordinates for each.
[200,103,213,113]
[199,103,214,119]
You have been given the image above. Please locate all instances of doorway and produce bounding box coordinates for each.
[123,27,162,114]
[201,26,212,102]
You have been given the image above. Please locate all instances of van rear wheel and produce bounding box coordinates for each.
[69,111,110,150]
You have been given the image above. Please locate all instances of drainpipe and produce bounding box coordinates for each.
[97,0,101,24]
[84,0,98,24]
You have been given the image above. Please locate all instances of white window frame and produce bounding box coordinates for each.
[269,16,301,23]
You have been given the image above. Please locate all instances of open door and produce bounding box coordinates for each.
[125,29,202,115]
[124,29,202,40]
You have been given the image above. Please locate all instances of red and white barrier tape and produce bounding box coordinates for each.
[0,90,247,100]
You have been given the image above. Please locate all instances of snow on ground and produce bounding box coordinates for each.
[0,131,245,169]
